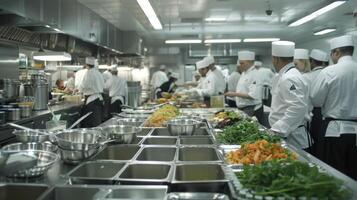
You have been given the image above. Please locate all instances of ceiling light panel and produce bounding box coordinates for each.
[243,38,280,42]
[137,0,163,30]
[204,39,241,43]
[289,1,346,27]
[165,40,202,44]
[314,28,336,35]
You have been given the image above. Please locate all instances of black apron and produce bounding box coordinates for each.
[320,117,357,180]
[80,95,104,128]
[109,97,124,117]
[309,107,323,157]
[238,105,264,124]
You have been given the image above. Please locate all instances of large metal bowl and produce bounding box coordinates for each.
[116,118,144,127]
[166,119,201,136]
[58,147,100,165]
[2,142,58,153]
[117,113,150,119]
[12,129,51,143]
[101,125,140,144]
[2,150,59,178]
[53,129,104,151]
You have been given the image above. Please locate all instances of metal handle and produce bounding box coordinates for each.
[69,112,92,129]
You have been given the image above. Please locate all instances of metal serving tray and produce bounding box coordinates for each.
[117,162,173,184]
[137,128,153,136]
[142,137,178,145]
[150,128,210,137]
[94,145,141,161]
[103,185,168,199]
[135,146,177,162]
[179,137,215,145]
[37,186,102,200]
[177,147,222,162]
[0,183,48,200]
[171,164,230,194]
[67,161,126,184]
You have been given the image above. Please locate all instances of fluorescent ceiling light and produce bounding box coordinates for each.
[53,28,62,32]
[243,38,280,42]
[33,52,72,61]
[314,28,336,35]
[137,0,162,30]
[45,25,50,28]
[204,39,241,43]
[205,17,226,22]
[165,40,202,44]
[289,1,346,27]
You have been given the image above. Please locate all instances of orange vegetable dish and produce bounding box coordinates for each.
[225,139,296,165]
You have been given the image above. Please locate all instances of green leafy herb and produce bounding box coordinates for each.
[236,160,351,199]
[217,119,280,144]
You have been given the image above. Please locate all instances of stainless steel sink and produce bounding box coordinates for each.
[137,128,153,136]
[143,137,177,145]
[135,147,176,162]
[118,163,172,183]
[38,186,101,200]
[94,145,140,161]
[178,147,221,162]
[179,137,214,145]
[0,184,48,200]
[104,185,168,199]
[68,161,126,184]
[174,164,226,182]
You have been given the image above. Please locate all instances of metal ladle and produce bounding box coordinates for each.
[7,123,51,135]
[68,112,92,129]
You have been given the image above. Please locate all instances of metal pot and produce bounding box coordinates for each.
[1,79,20,99]
[101,125,140,144]
[2,142,58,153]
[58,146,99,165]
[53,129,104,150]
[19,104,32,118]
[12,129,51,143]
[7,108,21,121]
[116,118,145,127]
[166,119,201,136]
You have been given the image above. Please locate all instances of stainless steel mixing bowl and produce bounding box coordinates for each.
[166,119,201,136]
[101,125,140,144]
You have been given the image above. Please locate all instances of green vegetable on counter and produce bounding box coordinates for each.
[217,119,280,144]
[236,160,350,199]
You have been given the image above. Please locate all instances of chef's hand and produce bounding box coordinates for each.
[224,92,236,97]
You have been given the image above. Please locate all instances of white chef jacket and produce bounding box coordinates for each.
[150,71,168,89]
[235,66,262,109]
[102,70,112,83]
[75,68,86,89]
[227,71,241,101]
[78,68,105,105]
[196,77,206,89]
[258,67,275,87]
[303,66,324,115]
[212,68,226,94]
[65,77,75,91]
[195,70,218,97]
[104,74,128,104]
[269,62,310,149]
[310,56,357,137]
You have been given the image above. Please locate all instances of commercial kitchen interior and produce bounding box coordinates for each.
[0,0,357,199]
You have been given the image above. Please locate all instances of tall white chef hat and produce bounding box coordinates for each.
[330,35,354,50]
[272,41,295,57]
[310,49,328,62]
[238,51,255,61]
[171,72,179,79]
[294,49,309,60]
[254,61,263,67]
[204,56,215,65]
[110,65,118,72]
[196,59,208,69]
[159,65,166,70]
[85,57,95,65]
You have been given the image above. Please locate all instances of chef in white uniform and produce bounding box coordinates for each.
[294,49,311,73]
[185,59,218,105]
[150,65,169,99]
[74,66,87,90]
[226,62,241,107]
[204,56,225,94]
[255,61,275,107]
[104,66,127,116]
[78,57,105,127]
[310,35,357,180]
[269,41,311,150]
[225,51,263,122]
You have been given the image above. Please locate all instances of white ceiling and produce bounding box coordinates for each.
[79,0,357,49]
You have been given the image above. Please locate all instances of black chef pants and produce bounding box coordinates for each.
[226,99,237,108]
[324,134,357,180]
[80,99,103,128]
[309,107,323,158]
[109,99,123,118]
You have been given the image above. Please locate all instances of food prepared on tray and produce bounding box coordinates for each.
[144,104,179,127]
[217,119,280,144]
[236,160,350,199]
[225,139,296,165]
[212,110,241,128]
